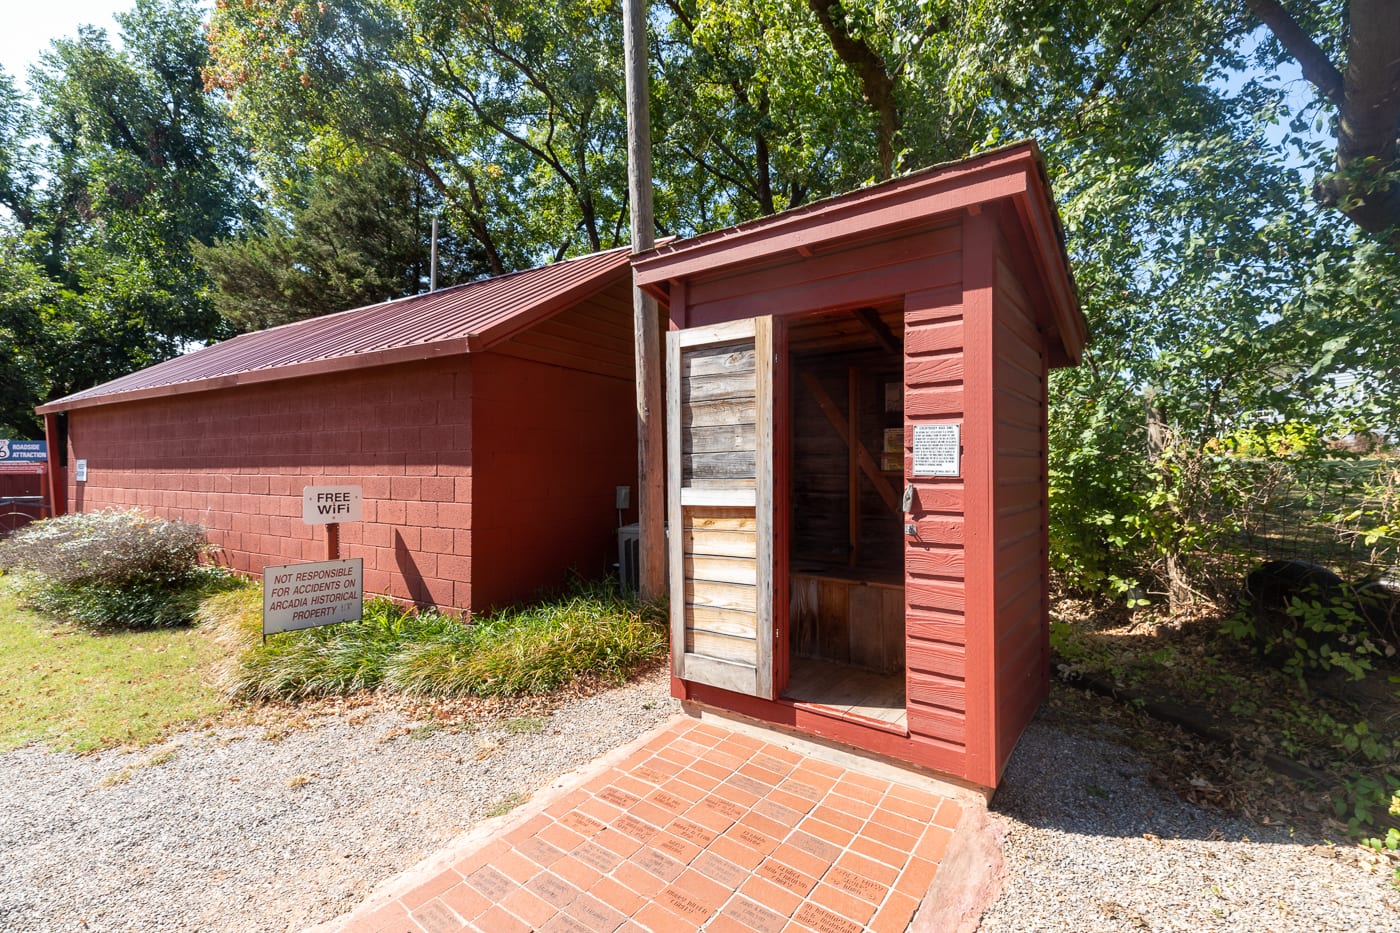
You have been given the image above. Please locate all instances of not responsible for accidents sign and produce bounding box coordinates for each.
[302,485,362,524]
[262,558,363,635]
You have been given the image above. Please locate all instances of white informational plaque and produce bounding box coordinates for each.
[912,424,961,477]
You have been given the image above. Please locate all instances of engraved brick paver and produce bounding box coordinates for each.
[411,898,462,933]
[692,850,748,887]
[721,896,787,933]
[439,881,491,923]
[330,717,967,933]
[574,840,623,874]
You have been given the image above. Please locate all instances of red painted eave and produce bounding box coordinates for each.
[633,141,1086,363]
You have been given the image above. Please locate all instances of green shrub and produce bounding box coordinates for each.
[1224,577,1383,682]
[0,510,219,629]
[0,509,205,587]
[22,568,238,630]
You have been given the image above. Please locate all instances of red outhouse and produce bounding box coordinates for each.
[632,143,1087,789]
[36,249,639,613]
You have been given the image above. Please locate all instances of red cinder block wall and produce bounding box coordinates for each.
[64,356,475,610]
[469,352,638,610]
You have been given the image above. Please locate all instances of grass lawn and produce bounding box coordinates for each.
[0,581,227,752]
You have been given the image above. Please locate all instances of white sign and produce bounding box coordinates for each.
[262,558,363,635]
[912,424,961,477]
[302,485,362,524]
[75,459,88,482]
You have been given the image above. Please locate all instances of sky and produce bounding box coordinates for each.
[0,1,131,82]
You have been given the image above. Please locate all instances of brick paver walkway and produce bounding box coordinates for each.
[337,717,963,933]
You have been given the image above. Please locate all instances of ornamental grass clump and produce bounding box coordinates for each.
[226,597,464,701]
[0,509,222,629]
[385,584,667,697]
[226,580,667,701]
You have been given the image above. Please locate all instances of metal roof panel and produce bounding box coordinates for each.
[39,247,631,413]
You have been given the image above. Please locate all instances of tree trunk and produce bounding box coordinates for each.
[1248,0,1400,250]
[1146,393,1192,613]
[807,0,901,179]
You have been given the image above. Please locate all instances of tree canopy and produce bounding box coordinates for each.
[2,0,1398,607]
[0,0,253,435]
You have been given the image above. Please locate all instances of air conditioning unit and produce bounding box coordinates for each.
[617,523,666,592]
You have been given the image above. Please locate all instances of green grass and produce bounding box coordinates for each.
[224,582,667,702]
[0,582,227,752]
[0,572,664,752]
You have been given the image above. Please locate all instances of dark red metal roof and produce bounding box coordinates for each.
[39,247,631,413]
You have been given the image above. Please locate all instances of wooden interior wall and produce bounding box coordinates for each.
[789,355,902,573]
[900,227,968,776]
[990,249,1051,776]
[789,574,905,673]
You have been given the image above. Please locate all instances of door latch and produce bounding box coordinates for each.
[901,483,915,513]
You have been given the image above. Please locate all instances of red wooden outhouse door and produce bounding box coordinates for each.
[666,317,779,698]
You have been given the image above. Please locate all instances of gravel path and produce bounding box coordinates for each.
[0,669,679,933]
[5,669,1398,933]
[981,718,1400,933]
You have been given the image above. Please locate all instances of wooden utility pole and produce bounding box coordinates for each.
[429,216,439,293]
[624,0,665,600]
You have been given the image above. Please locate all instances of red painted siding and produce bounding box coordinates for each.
[955,211,1000,787]
[0,470,45,525]
[990,251,1051,776]
[684,226,961,328]
[64,357,474,608]
[0,472,41,499]
[901,233,969,775]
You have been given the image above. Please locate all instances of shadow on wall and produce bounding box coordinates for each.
[395,529,432,607]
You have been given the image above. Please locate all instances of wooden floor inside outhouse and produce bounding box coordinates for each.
[784,658,907,729]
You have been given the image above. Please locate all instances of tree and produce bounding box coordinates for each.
[195,154,482,330]
[0,70,39,228]
[197,0,1400,608]
[205,0,637,270]
[1244,0,1400,249]
[0,0,253,433]
[651,0,875,225]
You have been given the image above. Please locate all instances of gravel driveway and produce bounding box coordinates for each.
[3,670,1397,933]
[0,669,679,932]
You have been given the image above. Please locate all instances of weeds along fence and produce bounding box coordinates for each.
[1142,450,1400,610]
[1230,455,1399,584]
